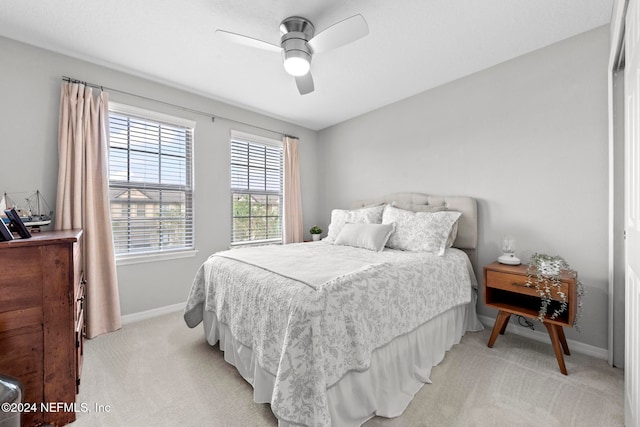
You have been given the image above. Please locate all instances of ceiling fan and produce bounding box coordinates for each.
[216,14,369,95]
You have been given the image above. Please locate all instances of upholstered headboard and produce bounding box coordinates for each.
[352,192,478,250]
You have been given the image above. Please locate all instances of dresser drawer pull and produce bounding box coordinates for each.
[511,282,530,288]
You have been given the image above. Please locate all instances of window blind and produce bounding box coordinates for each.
[108,107,194,256]
[230,137,283,244]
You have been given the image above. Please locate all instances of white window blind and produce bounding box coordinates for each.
[108,104,194,256]
[230,134,283,244]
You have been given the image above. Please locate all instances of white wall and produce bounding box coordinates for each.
[0,36,320,316]
[0,25,613,350]
[318,26,610,350]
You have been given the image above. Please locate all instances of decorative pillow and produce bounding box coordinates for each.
[325,205,385,242]
[334,223,395,252]
[382,205,462,255]
[391,202,459,248]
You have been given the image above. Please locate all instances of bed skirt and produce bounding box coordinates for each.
[202,292,483,427]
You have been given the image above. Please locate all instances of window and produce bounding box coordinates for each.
[230,132,283,244]
[108,103,194,257]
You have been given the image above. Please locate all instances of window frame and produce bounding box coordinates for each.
[108,103,196,263]
[230,130,283,246]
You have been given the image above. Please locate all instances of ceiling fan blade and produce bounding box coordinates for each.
[295,73,314,95]
[307,14,368,54]
[216,29,281,53]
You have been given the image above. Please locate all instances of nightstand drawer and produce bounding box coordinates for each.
[486,270,568,302]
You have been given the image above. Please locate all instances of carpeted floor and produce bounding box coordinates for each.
[73,311,624,427]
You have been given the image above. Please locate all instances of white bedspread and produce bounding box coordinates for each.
[215,244,377,289]
[184,242,473,427]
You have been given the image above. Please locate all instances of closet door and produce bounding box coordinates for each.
[625,0,640,425]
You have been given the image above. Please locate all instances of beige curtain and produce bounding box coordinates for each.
[283,136,303,243]
[55,82,121,338]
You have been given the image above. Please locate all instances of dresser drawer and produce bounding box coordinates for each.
[0,325,44,382]
[486,270,569,302]
[0,326,46,427]
[0,247,43,313]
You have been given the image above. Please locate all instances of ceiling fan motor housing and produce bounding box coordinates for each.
[280,16,315,70]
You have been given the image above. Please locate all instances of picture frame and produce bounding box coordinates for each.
[4,208,32,239]
[0,219,14,241]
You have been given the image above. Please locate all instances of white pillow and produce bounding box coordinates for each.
[325,205,385,242]
[391,203,460,248]
[382,205,462,255]
[334,223,395,252]
[445,221,459,249]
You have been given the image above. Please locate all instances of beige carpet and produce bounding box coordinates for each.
[73,311,623,427]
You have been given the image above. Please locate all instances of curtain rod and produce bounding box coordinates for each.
[61,76,297,139]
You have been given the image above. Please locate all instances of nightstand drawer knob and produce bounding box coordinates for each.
[511,282,528,288]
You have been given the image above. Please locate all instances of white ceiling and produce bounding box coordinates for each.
[0,0,613,130]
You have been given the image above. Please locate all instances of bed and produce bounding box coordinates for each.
[184,192,483,427]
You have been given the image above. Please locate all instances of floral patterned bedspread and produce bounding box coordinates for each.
[184,242,473,427]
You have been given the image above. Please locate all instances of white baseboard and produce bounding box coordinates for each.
[121,302,185,326]
[477,314,608,361]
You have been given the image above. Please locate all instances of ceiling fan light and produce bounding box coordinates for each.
[283,51,310,76]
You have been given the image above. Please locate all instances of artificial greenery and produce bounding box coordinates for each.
[525,253,584,330]
[309,225,322,235]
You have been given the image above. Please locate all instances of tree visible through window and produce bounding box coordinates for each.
[108,104,194,256]
[231,135,283,244]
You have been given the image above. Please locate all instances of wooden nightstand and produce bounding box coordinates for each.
[483,262,577,375]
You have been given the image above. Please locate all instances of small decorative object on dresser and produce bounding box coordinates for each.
[484,257,581,375]
[0,220,13,241]
[309,225,322,241]
[3,209,31,239]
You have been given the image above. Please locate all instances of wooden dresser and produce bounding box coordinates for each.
[0,229,85,426]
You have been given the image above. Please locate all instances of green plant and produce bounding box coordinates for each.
[525,253,585,330]
[309,225,322,235]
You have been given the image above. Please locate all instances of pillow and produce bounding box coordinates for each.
[334,223,395,252]
[382,205,461,255]
[325,205,385,242]
[391,203,460,248]
[445,221,459,249]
